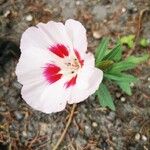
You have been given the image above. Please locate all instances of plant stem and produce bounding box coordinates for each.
[52,103,77,150]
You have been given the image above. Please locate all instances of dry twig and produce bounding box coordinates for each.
[52,103,77,150]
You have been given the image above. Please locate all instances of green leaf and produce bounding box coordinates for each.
[140,38,150,47]
[116,81,132,95]
[95,38,109,64]
[103,43,122,61]
[108,54,149,73]
[104,73,138,82]
[112,40,122,61]
[120,34,135,48]
[96,60,114,70]
[125,54,149,64]
[97,83,115,111]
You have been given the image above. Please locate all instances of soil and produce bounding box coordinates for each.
[0,0,150,150]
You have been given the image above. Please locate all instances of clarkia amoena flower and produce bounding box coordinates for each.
[16,19,103,113]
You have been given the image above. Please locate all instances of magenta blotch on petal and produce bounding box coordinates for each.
[49,44,69,58]
[65,75,77,88]
[43,64,62,84]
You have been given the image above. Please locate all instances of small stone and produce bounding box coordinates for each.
[112,136,116,141]
[76,1,80,5]
[14,111,24,121]
[22,131,27,137]
[127,2,138,13]
[107,112,116,121]
[0,77,4,82]
[122,8,126,13]
[39,122,48,135]
[84,125,92,136]
[116,92,121,98]
[25,14,33,22]
[93,30,102,39]
[92,122,98,127]
[133,7,138,12]
[120,97,126,102]
[135,133,140,141]
[4,10,11,17]
[142,135,147,141]
[148,77,150,81]
[148,85,150,89]
[0,106,6,112]
[109,147,114,150]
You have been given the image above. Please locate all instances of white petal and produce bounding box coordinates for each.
[68,68,103,104]
[16,47,51,85]
[20,27,51,53]
[65,19,87,53]
[83,52,95,67]
[37,21,73,50]
[21,77,70,114]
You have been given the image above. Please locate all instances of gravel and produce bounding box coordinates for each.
[0,0,149,149]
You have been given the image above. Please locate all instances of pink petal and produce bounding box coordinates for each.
[65,19,87,54]
[20,27,51,53]
[68,68,103,104]
[21,77,70,114]
[37,21,73,51]
[16,47,50,85]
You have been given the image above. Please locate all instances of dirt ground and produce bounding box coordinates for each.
[0,0,150,150]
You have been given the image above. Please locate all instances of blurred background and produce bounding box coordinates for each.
[0,0,150,149]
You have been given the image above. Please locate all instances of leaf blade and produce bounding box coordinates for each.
[97,83,115,111]
[108,54,149,73]
[95,38,109,64]
[103,43,122,61]
[116,81,132,95]
[104,73,138,82]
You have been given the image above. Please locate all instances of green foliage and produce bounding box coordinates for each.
[116,82,132,96]
[96,83,115,111]
[95,38,109,64]
[103,42,122,61]
[95,37,149,111]
[140,38,150,47]
[120,34,135,48]
[96,60,114,71]
[108,54,149,73]
[104,73,138,82]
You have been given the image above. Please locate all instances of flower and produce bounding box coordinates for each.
[16,19,103,113]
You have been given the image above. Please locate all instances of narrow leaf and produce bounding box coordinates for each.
[103,43,121,61]
[125,54,149,64]
[95,38,109,64]
[97,83,115,111]
[112,40,122,61]
[108,54,149,73]
[104,73,138,82]
[116,81,132,95]
[96,60,114,70]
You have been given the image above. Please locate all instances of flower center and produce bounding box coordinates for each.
[43,44,84,88]
[65,58,80,75]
